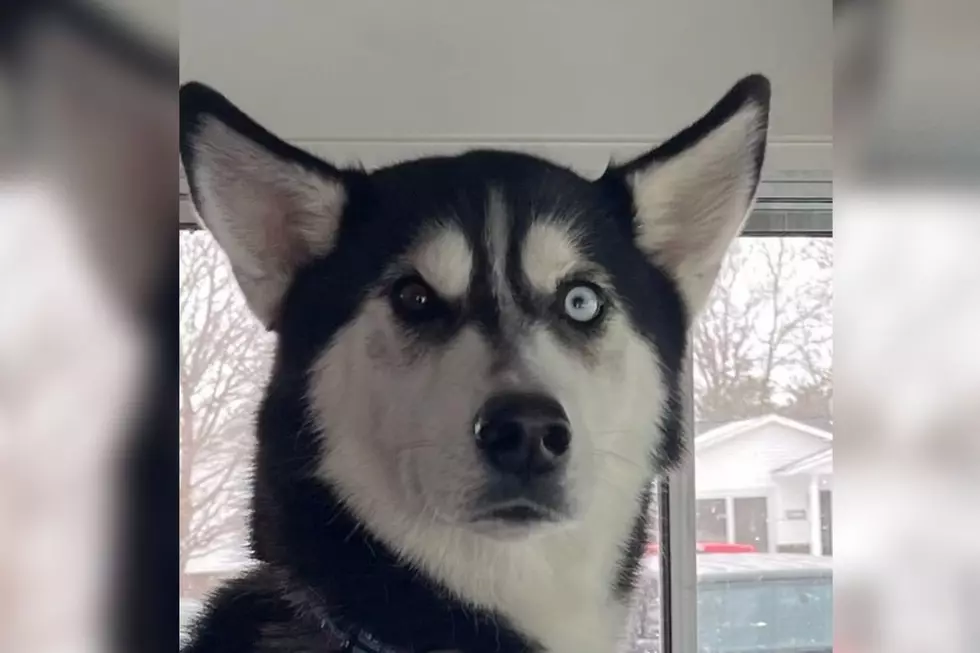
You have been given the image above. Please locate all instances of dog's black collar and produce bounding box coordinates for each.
[329,617,458,653]
[322,611,415,653]
[265,565,407,652]
[338,626,409,653]
[272,565,448,652]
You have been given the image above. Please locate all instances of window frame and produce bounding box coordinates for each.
[657,196,832,653]
[180,188,833,652]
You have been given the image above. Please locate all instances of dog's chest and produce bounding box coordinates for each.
[515,576,625,653]
[489,541,629,653]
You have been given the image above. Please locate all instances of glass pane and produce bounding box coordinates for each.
[623,483,661,653]
[693,237,833,652]
[179,231,271,604]
[698,579,833,651]
[733,497,769,551]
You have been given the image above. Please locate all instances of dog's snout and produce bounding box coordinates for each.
[474,393,571,476]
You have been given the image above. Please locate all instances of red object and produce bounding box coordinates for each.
[645,541,756,555]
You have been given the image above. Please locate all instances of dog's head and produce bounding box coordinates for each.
[180,77,769,542]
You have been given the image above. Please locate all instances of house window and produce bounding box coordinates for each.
[696,498,728,542]
[820,489,833,556]
[732,496,770,552]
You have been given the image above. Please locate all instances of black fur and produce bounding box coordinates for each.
[180,76,768,652]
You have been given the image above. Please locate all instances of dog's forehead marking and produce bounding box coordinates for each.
[484,188,512,304]
[409,225,473,299]
[476,188,535,375]
[521,221,585,294]
[483,188,527,336]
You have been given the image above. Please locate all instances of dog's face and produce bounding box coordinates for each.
[180,77,769,542]
[297,161,679,538]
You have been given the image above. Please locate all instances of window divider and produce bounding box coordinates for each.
[658,358,698,653]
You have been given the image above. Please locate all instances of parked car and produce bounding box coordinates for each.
[645,541,757,556]
[179,597,203,649]
[628,554,832,653]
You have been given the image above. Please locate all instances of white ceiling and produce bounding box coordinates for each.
[180,1,831,181]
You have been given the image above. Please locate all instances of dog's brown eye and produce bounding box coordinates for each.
[391,276,445,322]
[398,281,430,309]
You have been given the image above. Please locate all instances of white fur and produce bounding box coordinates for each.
[521,221,586,294]
[188,118,346,327]
[408,226,474,300]
[309,311,664,652]
[629,104,767,316]
[484,190,518,317]
[308,203,668,652]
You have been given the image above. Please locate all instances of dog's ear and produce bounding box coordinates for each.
[604,74,770,317]
[179,82,348,330]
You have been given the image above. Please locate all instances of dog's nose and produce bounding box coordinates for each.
[474,393,571,476]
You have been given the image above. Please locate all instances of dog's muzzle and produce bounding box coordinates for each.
[470,392,572,523]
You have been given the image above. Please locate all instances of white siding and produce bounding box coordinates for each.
[694,422,831,550]
[774,477,812,547]
[695,423,830,496]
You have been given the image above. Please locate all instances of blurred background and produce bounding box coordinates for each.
[0,2,175,653]
[0,1,978,652]
[835,1,980,653]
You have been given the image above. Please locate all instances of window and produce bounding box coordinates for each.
[732,497,770,551]
[628,215,833,653]
[696,499,728,542]
[179,230,270,599]
[692,233,833,653]
[181,206,832,651]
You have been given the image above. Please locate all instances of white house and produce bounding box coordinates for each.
[694,415,833,555]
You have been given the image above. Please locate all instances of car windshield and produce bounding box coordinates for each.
[697,577,832,653]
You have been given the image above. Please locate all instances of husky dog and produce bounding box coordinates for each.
[179,74,770,653]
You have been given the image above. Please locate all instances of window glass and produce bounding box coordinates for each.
[732,497,770,551]
[694,236,833,652]
[623,484,661,652]
[179,230,270,599]
[698,579,833,651]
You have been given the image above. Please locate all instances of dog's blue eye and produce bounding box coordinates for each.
[561,284,603,323]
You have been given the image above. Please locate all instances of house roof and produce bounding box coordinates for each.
[695,416,833,435]
[695,414,833,451]
[774,447,833,475]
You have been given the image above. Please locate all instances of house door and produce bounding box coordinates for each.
[733,497,769,552]
[820,489,833,556]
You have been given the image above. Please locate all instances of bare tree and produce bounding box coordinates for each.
[693,242,773,421]
[780,238,833,421]
[179,232,272,593]
[693,238,833,423]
